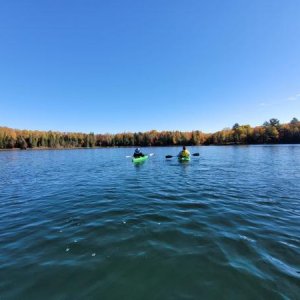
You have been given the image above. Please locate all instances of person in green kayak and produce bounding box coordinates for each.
[133,148,145,158]
[178,146,190,158]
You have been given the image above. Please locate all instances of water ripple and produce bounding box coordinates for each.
[0,146,300,299]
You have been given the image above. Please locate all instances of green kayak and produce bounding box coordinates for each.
[132,155,149,163]
[178,156,190,162]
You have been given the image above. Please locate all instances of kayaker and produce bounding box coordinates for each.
[178,146,190,158]
[133,148,145,158]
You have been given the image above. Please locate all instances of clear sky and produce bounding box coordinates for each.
[0,0,300,133]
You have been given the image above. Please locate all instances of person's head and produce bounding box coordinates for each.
[183,146,186,150]
[135,148,140,152]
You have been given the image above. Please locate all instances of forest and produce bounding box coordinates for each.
[0,118,299,149]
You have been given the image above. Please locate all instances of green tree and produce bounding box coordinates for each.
[290,117,299,124]
[269,118,280,127]
[88,133,95,147]
[232,123,240,130]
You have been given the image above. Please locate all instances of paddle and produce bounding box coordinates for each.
[165,153,200,159]
[126,153,154,158]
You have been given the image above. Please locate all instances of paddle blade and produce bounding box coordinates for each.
[192,153,200,156]
[165,155,173,159]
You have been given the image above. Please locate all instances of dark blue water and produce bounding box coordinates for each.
[0,146,300,299]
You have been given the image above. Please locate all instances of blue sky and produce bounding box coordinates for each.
[0,0,300,133]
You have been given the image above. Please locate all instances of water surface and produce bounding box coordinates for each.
[0,146,300,299]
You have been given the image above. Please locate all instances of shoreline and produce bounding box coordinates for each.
[0,143,299,152]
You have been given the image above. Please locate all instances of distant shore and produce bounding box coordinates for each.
[0,146,127,151]
[1,118,299,150]
[1,143,300,152]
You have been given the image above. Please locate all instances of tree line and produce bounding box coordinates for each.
[0,118,299,149]
[208,118,300,145]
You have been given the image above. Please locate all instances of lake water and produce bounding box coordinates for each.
[0,146,300,299]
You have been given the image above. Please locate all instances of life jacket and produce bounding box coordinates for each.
[180,149,190,157]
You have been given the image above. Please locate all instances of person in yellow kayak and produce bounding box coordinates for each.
[178,146,190,158]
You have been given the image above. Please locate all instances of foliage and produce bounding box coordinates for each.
[208,118,300,145]
[0,118,299,149]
